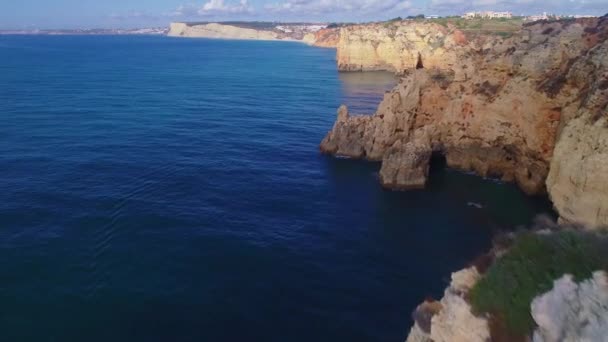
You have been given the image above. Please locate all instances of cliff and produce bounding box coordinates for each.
[406,228,608,342]
[321,16,608,227]
[336,21,474,73]
[168,22,280,40]
[168,22,339,47]
[408,268,608,342]
[406,267,490,342]
[334,18,525,73]
[303,28,340,48]
[545,31,608,227]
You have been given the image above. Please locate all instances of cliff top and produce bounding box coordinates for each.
[179,21,326,30]
[341,17,524,39]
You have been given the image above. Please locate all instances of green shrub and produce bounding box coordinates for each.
[495,31,514,38]
[469,230,608,336]
[406,14,425,20]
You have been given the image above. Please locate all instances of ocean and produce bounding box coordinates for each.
[0,35,553,341]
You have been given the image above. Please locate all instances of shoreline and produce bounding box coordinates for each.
[320,14,608,341]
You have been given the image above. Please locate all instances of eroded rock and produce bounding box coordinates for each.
[322,16,608,225]
[379,141,432,189]
[546,36,608,228]
[532,272,608,342]
[405,267,490,342]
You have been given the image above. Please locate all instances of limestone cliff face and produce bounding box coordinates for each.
[405,267,608,342]
[303,28,340,48]
[336,21,480,75]
[546,28,608,228]
[168,22,338,47]
[168,22,280,40]
[321,16,608,226]
[406,267,490,342]
[532,272,608,342]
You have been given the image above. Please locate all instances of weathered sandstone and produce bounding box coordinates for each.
[405,267,608,342]
[545,29,608,228]
[379,140,431,189]
[405,267,490,342]
[532,272,608,342]
[336,21,482,80]
[168,22,339,48]
[303,28,340,48]
[322,16,608,226]
[168,22,280,40]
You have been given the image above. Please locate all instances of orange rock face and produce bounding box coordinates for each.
[322,15,608,226]
[311,28,340,48]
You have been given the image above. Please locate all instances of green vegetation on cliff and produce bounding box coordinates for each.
[379,17,524,38]
[469,230,608,336]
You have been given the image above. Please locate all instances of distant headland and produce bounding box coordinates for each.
[167,21,340,47]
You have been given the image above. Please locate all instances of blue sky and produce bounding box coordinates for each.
[1,0,606,29]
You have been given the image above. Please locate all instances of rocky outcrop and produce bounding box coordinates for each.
[322,16,608,225]
[405,267,608,342]
[545,25,608,228]
[303,28,340,48]
[406,267,490,342]
[532,272,608,342]
[379,140,431,189]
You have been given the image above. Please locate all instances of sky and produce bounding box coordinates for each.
[0,0,606,29]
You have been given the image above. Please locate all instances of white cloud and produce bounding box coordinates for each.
[428,0,608,14]
[262,0,605,17]
[170,0,253,17]
[264,0,414,15]
[126,0,606,23]
[199,0,253,15]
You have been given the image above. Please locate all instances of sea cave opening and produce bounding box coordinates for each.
[429,151,447,176]
[416,53,424,69]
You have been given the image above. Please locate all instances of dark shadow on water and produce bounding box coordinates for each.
[429,151,447,173]
[426,153,557,232]
[321,154,555,340]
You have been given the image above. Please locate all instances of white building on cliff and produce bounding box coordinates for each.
[463,11,513,19]
[526,12,549,21]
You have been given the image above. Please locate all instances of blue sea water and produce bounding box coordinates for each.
[0,35,553,341]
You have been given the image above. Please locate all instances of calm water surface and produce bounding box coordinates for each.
[0,35,553,341]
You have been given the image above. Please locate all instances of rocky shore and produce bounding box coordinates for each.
[406,226,608,342]
[322,16,608,228]
[320,15,608,341]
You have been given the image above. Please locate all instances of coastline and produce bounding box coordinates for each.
[166,34,304,44]
[167,22,340,48]
[319,14,608,341]
[1,14,607,340]
[1,35,536,340]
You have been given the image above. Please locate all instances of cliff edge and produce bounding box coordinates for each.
[168,22,280,40]
[321,16,608,228]
[406,227,608,341]
[168,22,339,47]
[336,21,476,73]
